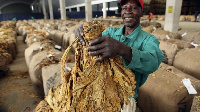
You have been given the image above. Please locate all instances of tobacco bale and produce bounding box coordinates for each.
[53,31,65,46]
[48,30,57,40]
[159,41,179,65]
[167,39,195,50]
[180,31,200,44]
[25,42,41,68]
[173,48,200,80]
[42,62,74,95]
[142,26,154,33]
[180,15,186,21]
[62,32,71,50]
[137,67,200,112]
[0,54,9,71]
[168,32,182,40]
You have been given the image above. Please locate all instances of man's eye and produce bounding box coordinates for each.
[122,7,127,10]
[132,6,138,10]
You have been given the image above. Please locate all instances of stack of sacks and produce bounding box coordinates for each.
[0,21,17,75]
[178,31,200,44]
[137,63,200,112]
[28,47,63,97]
[150,28,196,65]
[173,47,200,80]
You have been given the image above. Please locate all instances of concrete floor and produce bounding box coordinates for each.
[0,36,42,112]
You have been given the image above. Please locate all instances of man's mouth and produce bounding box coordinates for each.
[124,17,134,20]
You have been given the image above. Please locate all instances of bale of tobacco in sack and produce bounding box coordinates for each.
[137,65,200,112]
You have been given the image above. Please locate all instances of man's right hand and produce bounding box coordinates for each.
[75,24,85,46]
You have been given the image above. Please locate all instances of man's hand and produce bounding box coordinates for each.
[75,24,85,45]
[88,36,132,62]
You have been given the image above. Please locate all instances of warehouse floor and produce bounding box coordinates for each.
[0,36,41,112]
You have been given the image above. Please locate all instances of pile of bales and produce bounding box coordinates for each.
[141,15,200,22]
[0,21,18,76]
[16,19,84,97]
[139,21,200,112]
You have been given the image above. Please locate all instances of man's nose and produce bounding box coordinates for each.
[125,6,132,13]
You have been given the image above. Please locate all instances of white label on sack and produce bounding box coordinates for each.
[47,30,50,33]
[190,42,198,47]
[0,37,3,39]
[40,46,43,50]
[109,24,113,27]
[55,45,62,50]
[182,78,197,94]
[153,27,157,32]
[166,35,170,40]
[66,67,71,71]
[33,38,37,41]
[181,32,187,37]
[0,31,4,34]
[47,54,53,58]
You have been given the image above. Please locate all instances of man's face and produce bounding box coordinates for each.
[121,0,142,28]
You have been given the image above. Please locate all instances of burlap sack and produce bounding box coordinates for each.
[142,26,154,33]
[62,32,71,49]
[29,49,61,84]
[168,32,182,40]
[180,16,186,21]
[25,34,46,47]
[173,48,200,80]
[159,41,179,65]
[181,31,200,44]
[29,51,48,93]
[48,30,57,40]
[42,62,74,96]
[137,67,200,112]
[154,29,169,35]
[0,54,8,71]
[53,31,65,46]
[7,41,17,60]
[167,39,195,50]
[25,42,41,68]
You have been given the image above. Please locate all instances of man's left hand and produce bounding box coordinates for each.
[88,36,131,62]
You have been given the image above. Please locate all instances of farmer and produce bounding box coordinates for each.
[149,12,153,22]
[76,0,163,111]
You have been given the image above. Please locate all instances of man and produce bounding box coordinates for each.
[194,10,199,22]
[76,0,163,111]
[149,12,153,22]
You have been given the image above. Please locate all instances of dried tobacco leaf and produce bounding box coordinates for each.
[35,21,136,112]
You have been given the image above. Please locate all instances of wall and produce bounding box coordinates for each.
[1,3,32,14]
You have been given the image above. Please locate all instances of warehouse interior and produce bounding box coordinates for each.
[0,0,200,112]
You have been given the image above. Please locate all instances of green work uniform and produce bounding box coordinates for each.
[102,25,164,98]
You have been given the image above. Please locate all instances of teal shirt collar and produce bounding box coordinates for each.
[115,24,142,40]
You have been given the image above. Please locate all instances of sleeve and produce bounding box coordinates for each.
[122,36,164,75]
[102,27,116,37]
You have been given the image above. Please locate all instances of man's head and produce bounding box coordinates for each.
[120,0,143,28]
[120,0,143,10]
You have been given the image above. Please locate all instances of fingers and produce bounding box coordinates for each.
[95,54,109,62]
[75,24,86,46]
[88,42,105,52]
[89,48,105,56]
[89,36,108,46]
